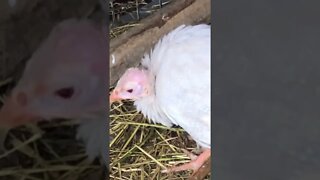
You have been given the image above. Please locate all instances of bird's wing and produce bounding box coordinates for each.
[154,25,211,147]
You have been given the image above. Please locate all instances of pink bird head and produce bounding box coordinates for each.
[110,68,150,104]
[0,19,107,127]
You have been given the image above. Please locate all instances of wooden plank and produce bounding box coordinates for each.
[109,0,211,85]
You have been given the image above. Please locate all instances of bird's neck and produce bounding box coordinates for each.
[134,70,173,127]
[144,70,155,97]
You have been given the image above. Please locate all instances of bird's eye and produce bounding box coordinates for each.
[127,89,133,93]
[55,87,74,99]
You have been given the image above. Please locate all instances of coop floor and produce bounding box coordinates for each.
[110,100,211,180]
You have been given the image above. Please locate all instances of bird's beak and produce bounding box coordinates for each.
[0,96,40,128]
[109,90,122,105]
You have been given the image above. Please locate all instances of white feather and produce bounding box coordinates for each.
[76,114,107,164]
[135,24,211,148]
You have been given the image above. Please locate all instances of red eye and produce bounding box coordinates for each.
[55,87,74,99]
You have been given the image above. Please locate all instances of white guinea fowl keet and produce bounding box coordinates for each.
[110,24,211,174]
[0,19,108,163]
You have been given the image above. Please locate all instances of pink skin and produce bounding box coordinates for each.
[0,93,41,128]
[110,68,150,104]
[110,68,211,174]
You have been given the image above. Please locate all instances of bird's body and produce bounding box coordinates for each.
[110,24,211,174]
[135,24,211,148]
[0,18,108,163]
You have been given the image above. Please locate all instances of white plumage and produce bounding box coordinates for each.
[137,24,210,147]
[76,114,107,163]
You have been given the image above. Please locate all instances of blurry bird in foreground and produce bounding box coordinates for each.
[0,18,108,163]
[110,24,211,175]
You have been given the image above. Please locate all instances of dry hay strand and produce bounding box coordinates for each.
[110,101,192,179]
[109,0,170,25]
[110,23,140,39]
[109,99,211,179]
